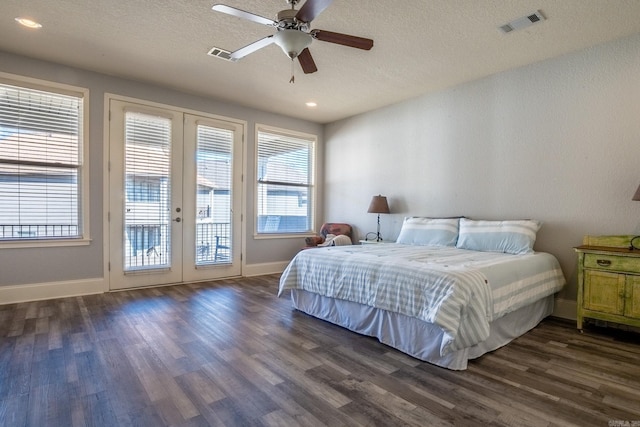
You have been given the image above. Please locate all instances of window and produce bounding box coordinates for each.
[0,76,88,243]
[256,125,316,234]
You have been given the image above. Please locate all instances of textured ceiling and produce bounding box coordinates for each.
[2,0,640,124]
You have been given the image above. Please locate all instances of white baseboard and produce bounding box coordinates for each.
[242,261,289,277]
[552,297,576,320]
[0,277,105,305]
[3,267,569,324]
[0,262,288,305]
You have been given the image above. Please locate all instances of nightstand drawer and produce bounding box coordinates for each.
[584,253,640,274]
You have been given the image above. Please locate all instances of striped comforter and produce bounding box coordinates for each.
[278,244,565,356]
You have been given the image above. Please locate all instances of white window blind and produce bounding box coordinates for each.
[195,124,233,264]
[0,81,83,240]
[124,111,172,270]
[256,127,315,234]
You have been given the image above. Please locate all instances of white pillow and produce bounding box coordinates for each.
[396,217,460,247]
[456,218,541,254]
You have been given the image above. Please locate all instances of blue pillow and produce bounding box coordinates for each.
[456,219,541,254]
[396,217,460,246]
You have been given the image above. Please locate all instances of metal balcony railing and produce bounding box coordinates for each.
[2,222,232,265]
[0,224,79,239]
[196,222,231,263]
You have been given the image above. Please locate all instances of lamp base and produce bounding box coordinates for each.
[364,231,382,242]
[630,236,640,250]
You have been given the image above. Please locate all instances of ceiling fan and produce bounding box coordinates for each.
[211,0,374,77]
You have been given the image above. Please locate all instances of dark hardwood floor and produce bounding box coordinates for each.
[1,274,639,426]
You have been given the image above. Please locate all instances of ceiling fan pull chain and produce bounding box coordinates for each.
[289,59,295,83]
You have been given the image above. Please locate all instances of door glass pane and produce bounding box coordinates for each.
[195,124,233,265]
[124,112,171,270]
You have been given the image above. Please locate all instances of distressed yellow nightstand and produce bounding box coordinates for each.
[575,235,640,331]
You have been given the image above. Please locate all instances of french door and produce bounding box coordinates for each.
[108,99,243,290]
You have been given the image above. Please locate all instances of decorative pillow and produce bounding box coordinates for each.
[396,217,460,247]
[319,234,352,246]
[456,218,541,254]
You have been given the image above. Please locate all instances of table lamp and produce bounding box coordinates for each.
[367,195,390,242]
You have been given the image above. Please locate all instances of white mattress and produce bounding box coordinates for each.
[291,289,554,370]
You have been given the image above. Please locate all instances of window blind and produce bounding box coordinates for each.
[0,82,83,240]
[256,128,315,234]
[124,111,172,269]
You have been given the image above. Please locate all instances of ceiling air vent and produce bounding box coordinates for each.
[499,10,545,34]
[207,47,236,62]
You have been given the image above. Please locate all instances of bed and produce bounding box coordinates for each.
[278,217,566,370]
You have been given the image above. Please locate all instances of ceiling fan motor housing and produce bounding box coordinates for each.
[277,9,307,30]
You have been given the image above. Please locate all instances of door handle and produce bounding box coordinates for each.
[596,259,611,267]
[173,217,181,223]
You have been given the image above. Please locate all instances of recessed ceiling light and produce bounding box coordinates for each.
[15,17,42,29]
[305,102,317,108]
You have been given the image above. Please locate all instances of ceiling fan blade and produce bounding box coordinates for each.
[229,36,275,60]
[297,48,318,74]
[212,4,276,27]
[311,29,373,50]
[296,0,333,23]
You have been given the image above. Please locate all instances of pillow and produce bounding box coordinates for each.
[396,217,460,247]
[456,218,541,254]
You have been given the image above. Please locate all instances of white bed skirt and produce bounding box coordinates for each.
[291,290,554,370]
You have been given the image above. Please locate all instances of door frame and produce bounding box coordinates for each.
[182,113,244,282]
[103,94,247,290]
[108,100,185,289]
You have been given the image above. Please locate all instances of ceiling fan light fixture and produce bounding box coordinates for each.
[273,29,312,59]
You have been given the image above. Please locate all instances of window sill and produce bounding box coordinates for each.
[253,233,314,240]
[0,238,92,249]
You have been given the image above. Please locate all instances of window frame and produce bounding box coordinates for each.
[254,124,317,238]
[0,72,90,248]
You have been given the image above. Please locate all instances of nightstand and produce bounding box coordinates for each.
[359,239,389,245]
[575,235,640,331]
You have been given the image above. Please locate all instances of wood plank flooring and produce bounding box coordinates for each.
[1,274,640,426]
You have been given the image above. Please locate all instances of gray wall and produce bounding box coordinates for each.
[324,33,640,302]
[0,51,322,287]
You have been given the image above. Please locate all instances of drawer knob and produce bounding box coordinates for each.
[596,259,612,267]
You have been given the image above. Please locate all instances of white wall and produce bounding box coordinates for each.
[324,33,640,306]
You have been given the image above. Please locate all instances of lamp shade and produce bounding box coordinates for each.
[273,29,312,59]
[367,195,390,214]
[633,183,640,201]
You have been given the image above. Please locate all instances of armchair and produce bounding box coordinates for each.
[304,223,353,248]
